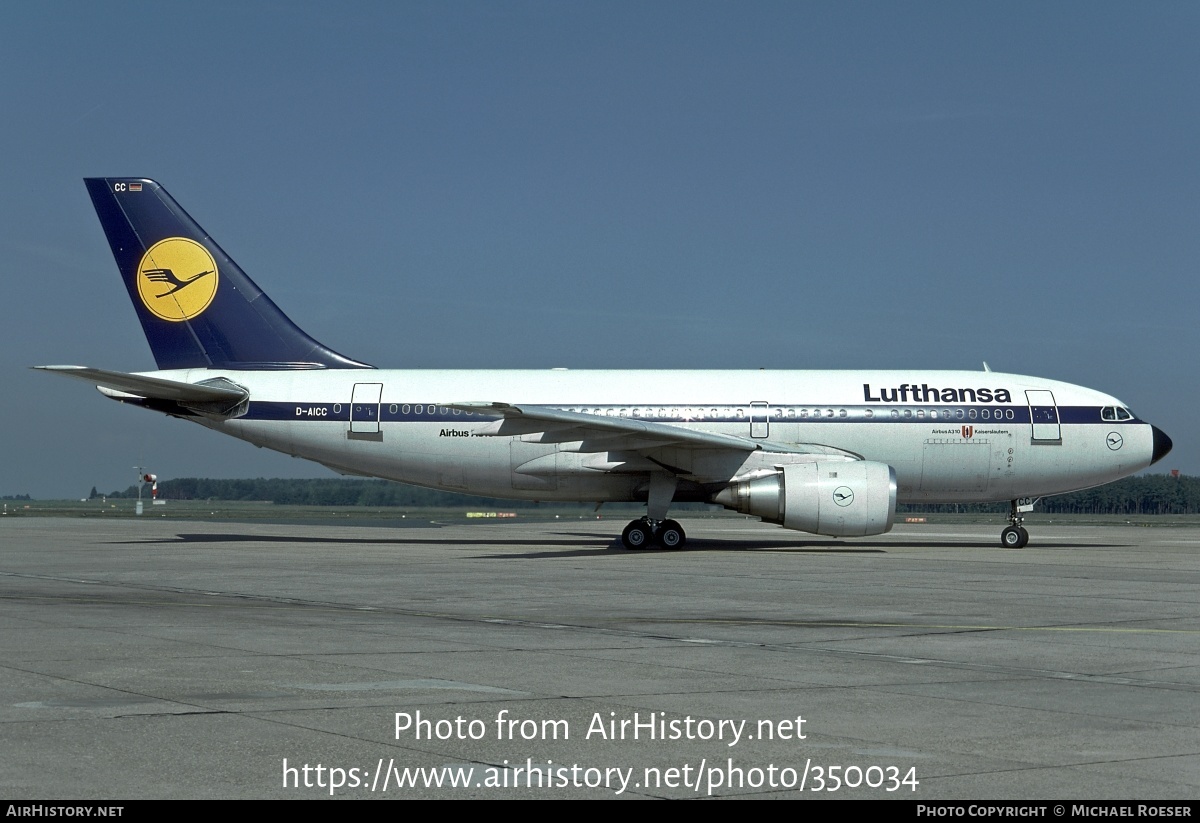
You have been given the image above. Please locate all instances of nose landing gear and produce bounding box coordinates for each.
[1000,499,1034,548]
[1001,524,1029,548]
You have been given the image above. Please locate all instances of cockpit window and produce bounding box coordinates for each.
[1102,407,1116,421]
[1116,407,1132,421]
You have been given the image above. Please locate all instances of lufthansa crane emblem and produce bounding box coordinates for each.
[136,237,218,321]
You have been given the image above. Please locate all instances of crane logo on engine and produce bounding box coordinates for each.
[832,486,854,507]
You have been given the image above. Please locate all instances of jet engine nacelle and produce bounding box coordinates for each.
[713,461,897,537]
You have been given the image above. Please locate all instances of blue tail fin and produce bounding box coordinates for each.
[85,178,373,370]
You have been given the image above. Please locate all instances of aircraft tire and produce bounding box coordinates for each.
[621,521,653,550]
[657,520,686,549]
[1018,526,1029,547]
[1001,526,1027,549]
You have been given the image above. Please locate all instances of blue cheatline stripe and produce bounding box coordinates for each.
[236,402,1128,426]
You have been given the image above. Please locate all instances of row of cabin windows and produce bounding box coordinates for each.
[555,407,1018,421]
[387,405,475,416]
[366,405,1037,421]
[884,407,1017,421]
[367,405,1026,420]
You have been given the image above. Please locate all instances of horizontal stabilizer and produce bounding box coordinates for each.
[33,366,248,403]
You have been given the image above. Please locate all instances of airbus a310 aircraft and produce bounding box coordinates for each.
[39,178,1172,549]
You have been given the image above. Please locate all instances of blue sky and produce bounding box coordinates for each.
[2,2,1196,498]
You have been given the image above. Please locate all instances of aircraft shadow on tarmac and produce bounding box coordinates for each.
[113,532,605,548]
[108,532,888,559]
[106,532,1119,559]
[482,537,1122,558]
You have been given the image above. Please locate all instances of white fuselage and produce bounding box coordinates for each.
[139,368,1157,505]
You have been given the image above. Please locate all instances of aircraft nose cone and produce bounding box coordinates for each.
[1150,426,1173,465]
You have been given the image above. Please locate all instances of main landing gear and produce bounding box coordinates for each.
[621,518,687,550]
[1000,500,1030,548]
[620,472,686,550]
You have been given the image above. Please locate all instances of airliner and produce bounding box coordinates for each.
[38,178,1172,549]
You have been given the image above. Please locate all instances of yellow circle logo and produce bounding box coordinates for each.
[136,238,218,322]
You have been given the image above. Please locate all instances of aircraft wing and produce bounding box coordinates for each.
[33,366,248,403]
[442,401,849,456]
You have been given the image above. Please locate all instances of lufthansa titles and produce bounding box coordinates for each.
[864,383,1013,404]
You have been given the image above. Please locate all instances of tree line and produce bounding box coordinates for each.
[91,474,1200,515]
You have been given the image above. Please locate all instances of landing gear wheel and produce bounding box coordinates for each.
[657,519,686,549]
[1001,526,1028,549]
[1003,499,1032,549]
[621,521,653,550]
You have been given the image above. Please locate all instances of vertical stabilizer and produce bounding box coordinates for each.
[85,178,372,370]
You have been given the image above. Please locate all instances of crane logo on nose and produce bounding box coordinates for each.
[136,237,218,321]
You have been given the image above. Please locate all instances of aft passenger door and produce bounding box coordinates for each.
[349,382,383,439]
